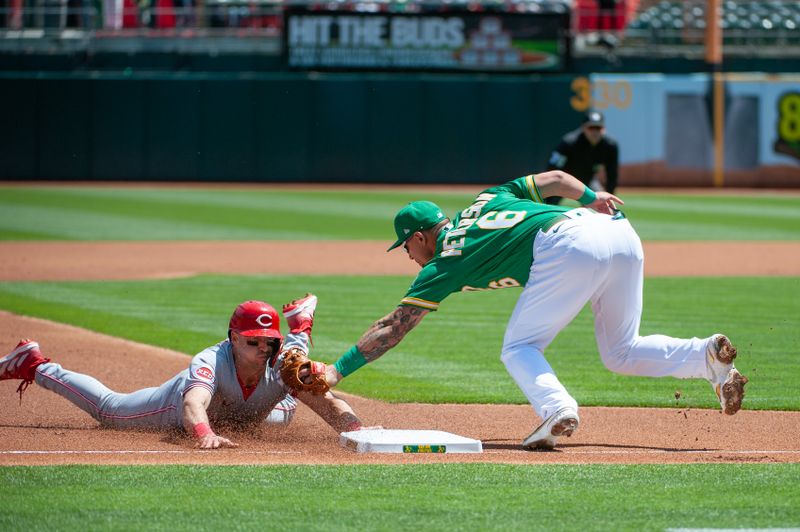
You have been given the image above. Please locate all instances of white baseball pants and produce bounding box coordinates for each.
[501,209,713,421]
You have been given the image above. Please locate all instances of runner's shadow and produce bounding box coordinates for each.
[160,429,191,446]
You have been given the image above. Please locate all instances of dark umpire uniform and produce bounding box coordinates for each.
[545,110,619,205]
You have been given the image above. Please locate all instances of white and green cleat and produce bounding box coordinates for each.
[522,406,580,451]
[707,334,748,415]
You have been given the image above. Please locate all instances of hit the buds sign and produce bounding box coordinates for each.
[284,10,568,72]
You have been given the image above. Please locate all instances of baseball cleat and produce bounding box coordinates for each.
[716,368,748,415]
[706,334,747,415]
[708,334,737,366]
[282,293,317,335]
[1,339,50,401]
[522,406,580,451]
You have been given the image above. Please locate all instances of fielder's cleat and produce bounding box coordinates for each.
[282,293,318,336]
[0,339,50,401]
[522,406,580,451]
[716,368,748,415]
[708,334,737,366]
[706,334,747,415]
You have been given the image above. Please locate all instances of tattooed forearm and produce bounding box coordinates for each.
[357,306,428,362]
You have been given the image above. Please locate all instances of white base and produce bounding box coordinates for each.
[339,429,483,454]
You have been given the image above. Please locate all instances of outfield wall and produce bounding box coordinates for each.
[0,72,579,184]
[2,71,798,186]
[591,73,800,188]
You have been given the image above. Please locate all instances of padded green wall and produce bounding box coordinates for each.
[1,73,581,183]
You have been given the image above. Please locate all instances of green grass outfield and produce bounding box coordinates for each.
[1,185,799,530]
[1,464,799,531]
[2,185,800,241]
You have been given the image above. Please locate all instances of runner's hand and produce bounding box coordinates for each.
[196,433,239,449]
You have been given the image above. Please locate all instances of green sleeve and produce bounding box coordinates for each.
[400,262,457,311]
[493,175,545,203]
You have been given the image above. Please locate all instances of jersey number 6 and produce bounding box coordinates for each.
[476,210,526,230]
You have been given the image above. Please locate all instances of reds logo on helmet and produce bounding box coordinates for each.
[229,300,283,340]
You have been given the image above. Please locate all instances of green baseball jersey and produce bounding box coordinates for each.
[401,175,571,311]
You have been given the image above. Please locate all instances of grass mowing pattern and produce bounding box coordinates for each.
[2,186,800,241]
[1,464,798,531]
[1,187,797,527]
[0,187,473,241]
[1,275,797,410]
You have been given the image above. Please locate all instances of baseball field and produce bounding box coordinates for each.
[1,183,799,530]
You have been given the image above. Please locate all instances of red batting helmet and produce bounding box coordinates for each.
[229,300,283,340]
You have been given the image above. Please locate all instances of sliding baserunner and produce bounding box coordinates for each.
[1,295,369,449]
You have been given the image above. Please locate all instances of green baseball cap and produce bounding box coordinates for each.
[387,201,446,251]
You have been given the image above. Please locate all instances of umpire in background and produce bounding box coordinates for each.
[544,110,619,205]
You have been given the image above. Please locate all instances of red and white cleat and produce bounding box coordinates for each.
[1,339,51,401]
[282,293,318,338]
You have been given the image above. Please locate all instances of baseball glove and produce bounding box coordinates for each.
[279,348,330,395]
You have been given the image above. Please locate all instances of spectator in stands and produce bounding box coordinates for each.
[104,0,122,28]
[175,0,194,27]
[597,0,619,48]
[5,0,24,29]
[597,0,617,32]
[544,110,619,206]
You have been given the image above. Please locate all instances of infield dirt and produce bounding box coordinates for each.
[1,241,798,465]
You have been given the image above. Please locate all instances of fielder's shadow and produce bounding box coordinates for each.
[481,440,714,453]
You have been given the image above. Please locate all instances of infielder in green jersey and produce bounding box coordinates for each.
[316,170,748,450]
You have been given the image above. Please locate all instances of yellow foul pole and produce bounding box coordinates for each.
[706,0,724,187]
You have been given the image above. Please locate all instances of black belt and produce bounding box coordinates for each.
[541,210,626,233]
[540,214,570,233]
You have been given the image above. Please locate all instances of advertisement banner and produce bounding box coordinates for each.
[284,10,569,72]
[576,73,800,187]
